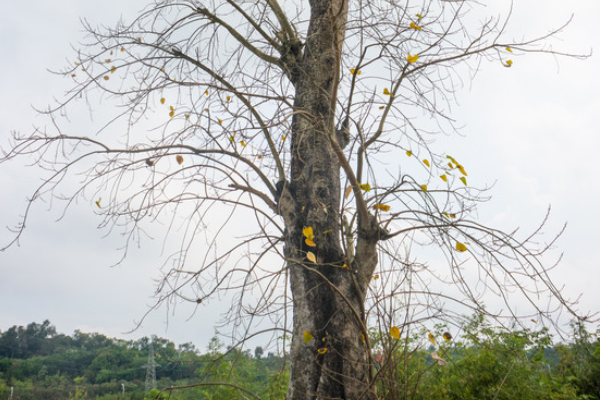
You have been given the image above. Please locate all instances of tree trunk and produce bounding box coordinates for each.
[277,1,380,398]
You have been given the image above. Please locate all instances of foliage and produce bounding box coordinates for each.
[2,319,600,399]
[0,321,286,400]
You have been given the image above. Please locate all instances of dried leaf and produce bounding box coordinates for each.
[428,333,436,347]
[372,204,391,212]
[390,326,400,339]
[176,155,184,165]
[431,351,448,366]
[307,251,317,263]
[303,226,314,240]
[95,198,102,209]
[344,185,353,199]
[455,242,467,252]
[304,331,314,343]
[407,54,419,63]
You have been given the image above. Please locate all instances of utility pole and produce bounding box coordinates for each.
[144,340,157,393]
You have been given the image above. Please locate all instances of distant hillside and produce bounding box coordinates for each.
[0,320,288,400]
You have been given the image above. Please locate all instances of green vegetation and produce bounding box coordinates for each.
[0,321,287,400]
[0,318,598,400]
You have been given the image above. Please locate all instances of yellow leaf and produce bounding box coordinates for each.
[176,155,184,165]
[455,242,467,252]
[420,184,427,192]
[457,164,467,176]
[218,119,223,125]
[160,97,166,104]
[443,332,452,342]
[103,76,110,81]
[304,331,314,343]
[406,150,412,157]
[383,88,393,96]
[505,46,513,53]
[423,159,430,167]
[446,155,458,165]
[282,135,286,141]
[305,238,316,247]
[372,274,379,280]
[205,90,209,95]
[95,198,102,208]
[229,136,235,144]
[416,13,423,19]
[503,59,513,68]
[459,176,467,186]
[342,264,348,269]
[344,185,352,199]
[407,54,419,63]
[240,140,246,147]
[226,95,231,101]
[307,251,317,263]
[317,347,327,354]
[410,22,422,30]
[449,213,456,219]
[359,183,371,192]
[372,204,390,212]
[440,174,447,182]
[447,162,454,169]
[350,68,361,75]
[169,110,174,117]
[110,66,116,73]
[120,47,125,52]
[303,226,314,240]
[185,114,190,119]
[390,326,400,340]
[104,59,111,63]
[428,333,436,347]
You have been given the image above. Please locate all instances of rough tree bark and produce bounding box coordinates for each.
[277,1,378,398]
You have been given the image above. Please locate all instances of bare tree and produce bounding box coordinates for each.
[1,0,589,399]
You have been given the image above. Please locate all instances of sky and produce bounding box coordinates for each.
[1,0,599,350]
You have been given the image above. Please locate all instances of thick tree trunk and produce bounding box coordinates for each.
[277,1,380,399]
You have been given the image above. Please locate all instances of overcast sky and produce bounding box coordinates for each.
[1,0,599,350]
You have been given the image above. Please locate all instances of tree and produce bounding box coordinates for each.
[0,0,589,399]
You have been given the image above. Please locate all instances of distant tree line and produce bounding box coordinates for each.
[0,319,599,399]
[0,321,287,400]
